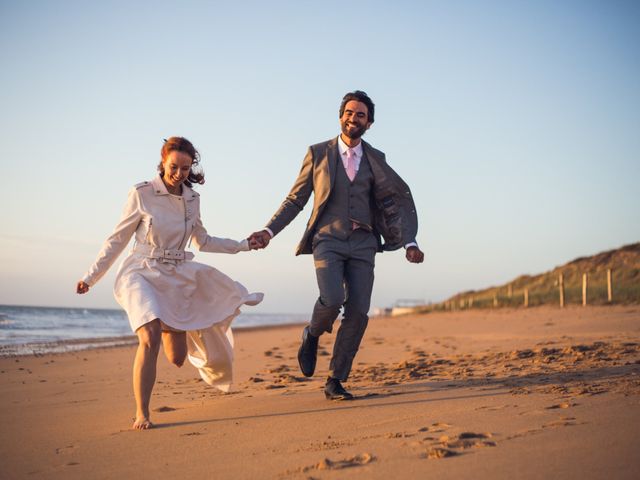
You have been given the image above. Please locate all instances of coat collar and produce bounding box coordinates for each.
[150,175,199,200]
[360,139,382,164]
[151,175,169,195]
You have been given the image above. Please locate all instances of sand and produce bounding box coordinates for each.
[1,305,639,479]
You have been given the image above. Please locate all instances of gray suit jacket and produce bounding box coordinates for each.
[267,137,419,255]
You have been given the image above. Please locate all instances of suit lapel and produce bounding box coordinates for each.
[326,136,339,192]
[315,137,338,207]
[362,140,387,184]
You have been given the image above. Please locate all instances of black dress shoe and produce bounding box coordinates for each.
[324,377,354,400]
[298,326,319,377]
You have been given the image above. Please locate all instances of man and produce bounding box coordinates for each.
[250,90,424,400]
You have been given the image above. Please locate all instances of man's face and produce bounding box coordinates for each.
[340,100,372,140]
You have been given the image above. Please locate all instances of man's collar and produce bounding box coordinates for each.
[337,135,363,157]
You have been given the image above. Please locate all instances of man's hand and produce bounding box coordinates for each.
[248,230,271,250]
[76,281,90,294]
[406,246,424,264]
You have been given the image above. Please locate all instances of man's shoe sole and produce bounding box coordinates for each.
[324,391,354,401]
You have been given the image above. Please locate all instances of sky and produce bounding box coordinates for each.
[0,0,638,314]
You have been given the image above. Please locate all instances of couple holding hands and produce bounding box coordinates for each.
[77,90,424,429]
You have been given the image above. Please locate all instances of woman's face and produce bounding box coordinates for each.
[161,150,193,192]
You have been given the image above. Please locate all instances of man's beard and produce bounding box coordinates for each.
[341,122,367,140]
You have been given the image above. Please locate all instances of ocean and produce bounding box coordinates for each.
[0,304,308,356]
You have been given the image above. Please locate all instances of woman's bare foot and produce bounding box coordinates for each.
[132,416,154,430]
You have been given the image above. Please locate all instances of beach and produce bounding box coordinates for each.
[1,306,639,479]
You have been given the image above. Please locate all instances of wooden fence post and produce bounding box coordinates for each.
[524,288,529,308]
[493,294,498,308]
[559,274,565,308]
[508,284,513,298]
[607,268,613,303]
[582,273,588,306]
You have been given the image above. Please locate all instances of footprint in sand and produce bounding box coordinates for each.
[264,346,286,359]
[424,431,496,459]
[265,384,286,390]
[386,432,413,439]
[55,445,77,455]
[303,453,375,472]
[273,373,309,384]
[417,423,451,440]
[512,416,579,434]
[421,422,451,433]
[505,428,543,440]
[437,432,496,449]
[542,416,579,428]
[267,364,291,374]
[546,401,576,409]
[426,447,458,459]
[476,404,518,411]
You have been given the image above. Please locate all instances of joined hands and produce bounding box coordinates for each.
[248,230,271,250]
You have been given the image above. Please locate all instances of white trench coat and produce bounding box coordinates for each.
[82,175,262,391]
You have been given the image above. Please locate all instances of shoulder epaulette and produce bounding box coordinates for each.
[134,181,151,190]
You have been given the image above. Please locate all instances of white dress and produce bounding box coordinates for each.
[82,175,262,391]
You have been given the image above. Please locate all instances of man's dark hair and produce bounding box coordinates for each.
[339,90,375,123]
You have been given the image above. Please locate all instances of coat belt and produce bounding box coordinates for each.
[133,244,194,262]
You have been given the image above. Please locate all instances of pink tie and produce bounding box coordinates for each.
[346,148,356,181]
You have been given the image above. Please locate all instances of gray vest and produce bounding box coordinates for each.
[315,152,374,240]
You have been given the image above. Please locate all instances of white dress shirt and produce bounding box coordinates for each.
[337,134,363,174]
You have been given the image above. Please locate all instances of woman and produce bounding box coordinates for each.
[77,137,262,430]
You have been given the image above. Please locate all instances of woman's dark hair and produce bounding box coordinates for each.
[339,90,375,123]
[158,136,205,187]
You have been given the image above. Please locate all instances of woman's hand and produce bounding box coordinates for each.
[248,230,271,250]
[76,281,90,294]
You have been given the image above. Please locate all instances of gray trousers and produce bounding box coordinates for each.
[309,229,377,381]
